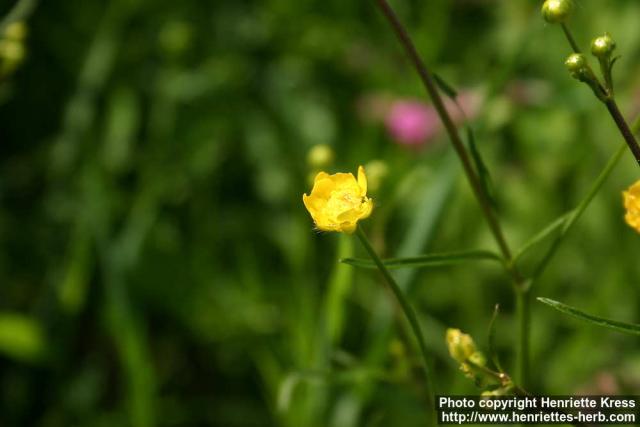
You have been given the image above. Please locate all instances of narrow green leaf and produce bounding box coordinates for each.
[487,304,503,373]
[341,250,501,270]
[466,127,496,208]
[537,297,640,336]
[433,73,458,99]
[609,55,621,75]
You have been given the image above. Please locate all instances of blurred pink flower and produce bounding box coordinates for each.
[385,100,440,146]
[384,91,483,147]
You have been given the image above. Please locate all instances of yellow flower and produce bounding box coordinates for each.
[623,180,640,233]
[303,166,373,234]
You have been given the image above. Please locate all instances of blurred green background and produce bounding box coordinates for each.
[1,0,640,425]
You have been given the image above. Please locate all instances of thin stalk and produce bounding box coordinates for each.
[531,133,635,284]
[355,227,435,414]
[374,0,517,273]
[561,23,581,53]
[515,290,529,387]
[374,0,530,387]
[559,23,640,166]
[605,99,640,166]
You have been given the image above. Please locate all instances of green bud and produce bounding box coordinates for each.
[4,22,28,42]
[591,33,616,59]
[541,0,573,24]
[564,53,609,101]
[307,144,334,169]
[564,53,588,79]
[446,328,477,363]
[364,159,388,192]
[0,39,25,65]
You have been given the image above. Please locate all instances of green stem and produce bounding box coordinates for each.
[515,290,529,388]
[561,23,581,53]
[559,23,640,166]
[375,0,529,386]
[604,99,640,166]
[374,0,517,271]
[355,227,435,413]
[531,140,629,283]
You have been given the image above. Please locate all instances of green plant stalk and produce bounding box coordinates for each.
[374,0,516,270]
[561,23,581,53]
[515,290,529,387]
[355,227,435,414]
[531,138,630,283]
[560,24,640,166]
[375,0,530,386]
[605,99,640,165]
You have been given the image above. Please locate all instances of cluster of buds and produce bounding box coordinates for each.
[0,21,28,80]
[541,0,618,101]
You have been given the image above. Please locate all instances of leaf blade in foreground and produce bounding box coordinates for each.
[537,297,640,336]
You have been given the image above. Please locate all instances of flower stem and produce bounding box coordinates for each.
[374,0,525,279]
[559,23,640,166]
[355,227,435,414]
[515,289,529,388]
[561,23,581,53]
[374,0,530,388]
[604,99,640,166]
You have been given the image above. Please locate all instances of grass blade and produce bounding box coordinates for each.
[341,250,501,270]
[487,304,503,373]
[537,298,640,336]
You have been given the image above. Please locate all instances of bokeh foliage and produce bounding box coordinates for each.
[1,0,640,425]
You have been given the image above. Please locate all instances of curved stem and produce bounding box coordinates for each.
[355,227,435,414]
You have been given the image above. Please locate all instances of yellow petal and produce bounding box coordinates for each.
[360,198,373,220]
[310,177,335,201]
[357,165,367,195]
[328,172,359,193]
[340,221,357,234]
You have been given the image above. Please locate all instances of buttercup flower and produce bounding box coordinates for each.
[623,180,640,233]
[303,166,373,234]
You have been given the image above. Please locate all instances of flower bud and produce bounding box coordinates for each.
[4,22,28,42]
[307,144,334,169]
[541,0,573,24]
[591,33,616,59]
[565,53,586,74]
[564,53,593,81]
[0,39,25,66]
[446,328,477,363]
[364,160,388,192]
